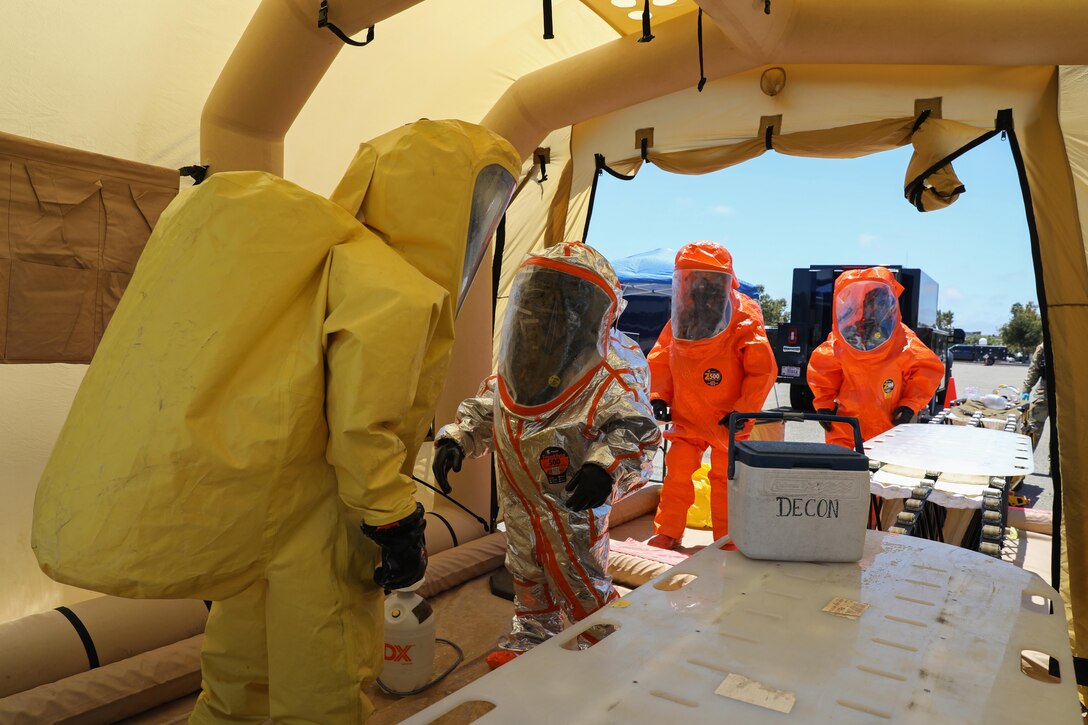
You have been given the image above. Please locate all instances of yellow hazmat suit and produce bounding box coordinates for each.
[32,120,519,723]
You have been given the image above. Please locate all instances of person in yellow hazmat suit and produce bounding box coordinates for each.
[32,120,520,723]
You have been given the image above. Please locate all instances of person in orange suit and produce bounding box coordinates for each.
[807,266,945,449]
[646,242,778,549]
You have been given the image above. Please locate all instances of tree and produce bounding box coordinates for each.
[755,284,789,325]
[935,309,954,330]
[1000,301,1043,354]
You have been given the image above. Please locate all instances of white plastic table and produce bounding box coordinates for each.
[864,424,1034,550]
[863,423,1034,479]
[405,531,1078,724]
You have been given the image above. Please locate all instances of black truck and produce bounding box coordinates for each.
[771,265,964,412]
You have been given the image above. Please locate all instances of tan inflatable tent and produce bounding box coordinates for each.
[2,0,1087,697]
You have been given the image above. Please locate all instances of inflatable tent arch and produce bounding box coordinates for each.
[1,0,1086,696]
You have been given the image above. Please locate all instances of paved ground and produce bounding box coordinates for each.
[654,359,1054,512]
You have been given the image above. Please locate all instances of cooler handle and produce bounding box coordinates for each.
[727,410,866,480]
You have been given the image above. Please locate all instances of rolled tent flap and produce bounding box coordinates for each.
[584,116,920,185]
[904,115,997,212]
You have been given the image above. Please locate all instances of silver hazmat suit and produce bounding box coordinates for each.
[437,242,660,650]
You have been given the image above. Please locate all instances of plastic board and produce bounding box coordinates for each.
[863,424,1034,477]
[405,531,1078,724]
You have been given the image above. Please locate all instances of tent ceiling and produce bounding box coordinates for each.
[580,0,698,36]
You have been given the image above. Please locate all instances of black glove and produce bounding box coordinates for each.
[651,399,671,422]
[564,463,614,511]
[717,412,745,432]
[816,408,835,432]
[892,406,914,426]
[361,503,427,592]
[432,439,464,494]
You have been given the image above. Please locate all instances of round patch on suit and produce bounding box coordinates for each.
[882,378,895,398]
[539,446,571,485]
[703,368,723,386]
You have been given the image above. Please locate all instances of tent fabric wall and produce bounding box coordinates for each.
[0,364,93,623]
[1052,66,1088,677]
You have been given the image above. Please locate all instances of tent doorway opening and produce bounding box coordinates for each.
[582,137,1040,414]
[578,128,1056,538]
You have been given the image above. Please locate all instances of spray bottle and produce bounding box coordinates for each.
[379,581,436,694]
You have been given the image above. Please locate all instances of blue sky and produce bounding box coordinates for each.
[587,137,1036,333]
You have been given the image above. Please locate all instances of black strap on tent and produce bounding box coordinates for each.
[536,150,549,183]
[491,214,506,333]
[596,154,639,182]
[764,0,772,15]
[55,606,100,669]
[582,159,603,243]
[910,109,932,135]
[488,214,506,529]
[640,137,649,162]
[696,10,707,92]
[543,0,555,39]
[764,125,774,150]
[1071,656,1088,686]
[638,0,654,43]
[994,107,1013,136]
[318,1,375,47]
[489,456,499,529]
[179,164,209,185]
[582,153,637,244]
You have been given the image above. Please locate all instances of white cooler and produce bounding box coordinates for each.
[727,411,869,562]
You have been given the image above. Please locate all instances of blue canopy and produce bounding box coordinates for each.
[610,247,760,299]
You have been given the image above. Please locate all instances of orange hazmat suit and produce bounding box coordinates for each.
[807,266,945,449]
[648,242,778,540]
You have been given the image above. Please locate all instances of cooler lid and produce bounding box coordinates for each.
[734,440,869,472]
